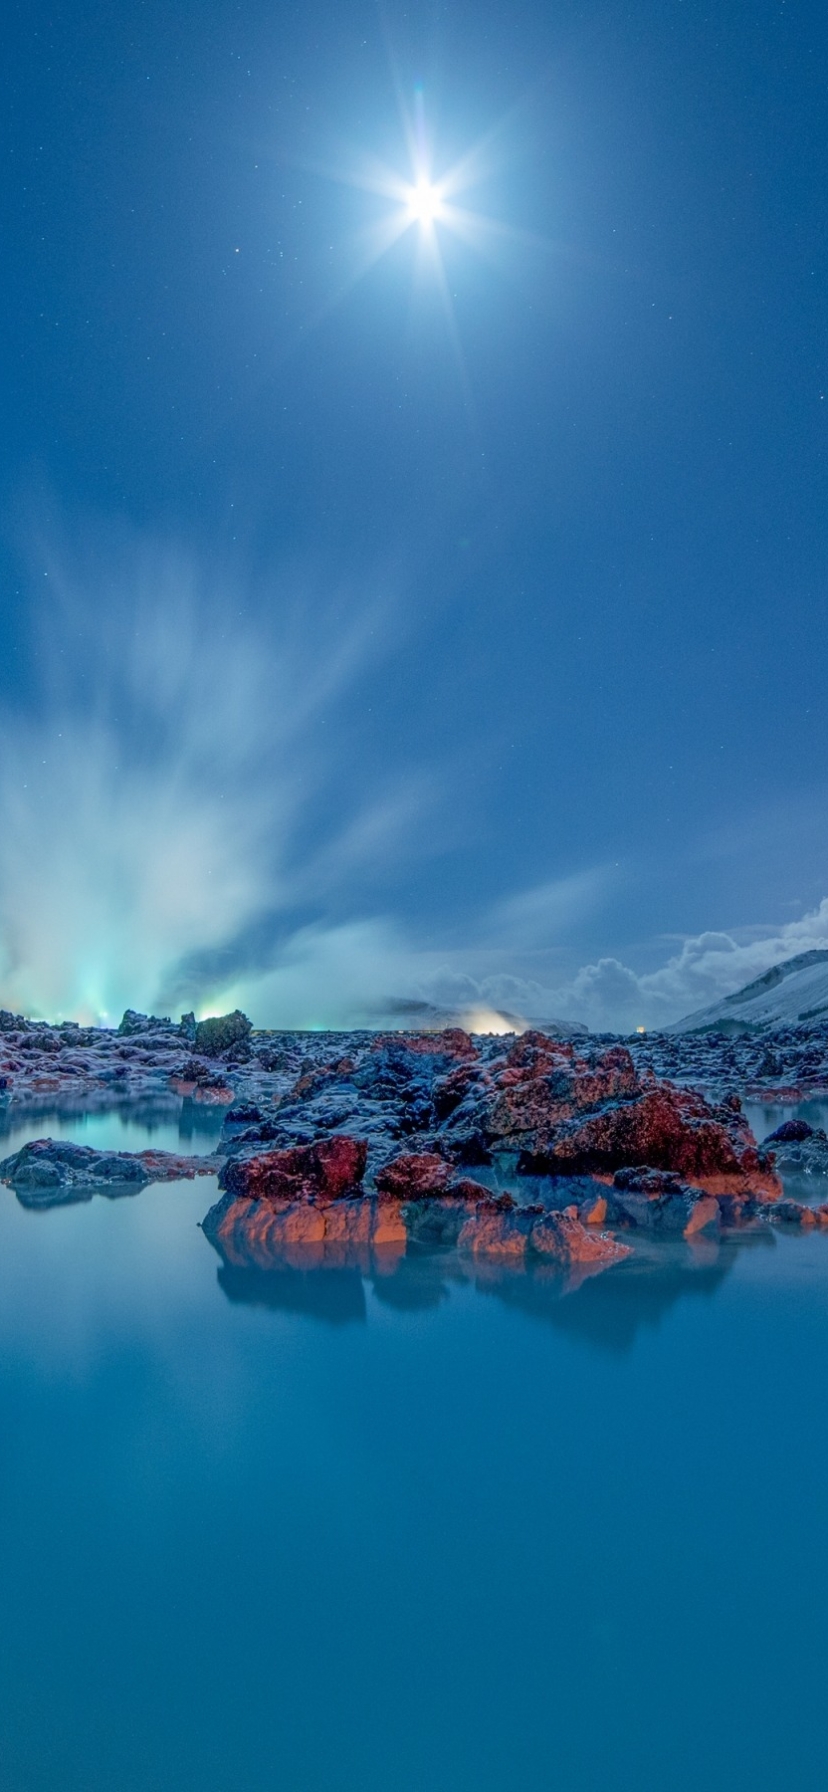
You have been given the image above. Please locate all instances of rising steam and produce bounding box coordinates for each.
[0,529,397,1023]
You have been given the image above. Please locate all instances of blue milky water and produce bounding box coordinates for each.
[0,1109,827,1792]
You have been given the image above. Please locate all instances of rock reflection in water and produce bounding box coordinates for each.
[218,1260,369,1324]
[477,1234,770,1354]
[0,1095,224,1156]
[204,1218,780,1346]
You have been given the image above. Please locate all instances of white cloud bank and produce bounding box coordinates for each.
[410,902,828,1034]
[221,900,828,1037]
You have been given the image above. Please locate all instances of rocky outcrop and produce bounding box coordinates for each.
[194,1010,252,1058]
[204,1190,408,1272]
[374,1152,454,1198]
[204,1139,629,1276]
[220,1135,367,1203]
[436,1032,781,1198]
[9,1011,828,1273]
[761,1120,828,1177]
[0,1137,219,1199]
[529,1084,780,1196]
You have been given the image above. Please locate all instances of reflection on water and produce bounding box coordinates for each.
[745,1098,828,1141]
[2,1119,828,1791]
[218,1260,370,1323]
[0,1097,223,1159]
[205,1226,774,1354]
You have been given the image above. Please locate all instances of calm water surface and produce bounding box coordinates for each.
[0,1103,223,1159]
[0,1108,827,1791]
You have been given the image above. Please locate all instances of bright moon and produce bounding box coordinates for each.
[407,178,443,225]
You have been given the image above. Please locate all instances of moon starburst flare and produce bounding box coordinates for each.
[289,92,526,372]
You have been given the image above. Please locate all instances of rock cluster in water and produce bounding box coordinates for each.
[3,1009,828,1274]
[0,1137,220,1206]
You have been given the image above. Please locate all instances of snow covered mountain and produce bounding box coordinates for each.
[669,948,828,1034]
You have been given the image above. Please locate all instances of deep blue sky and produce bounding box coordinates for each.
[1,0,827,1027]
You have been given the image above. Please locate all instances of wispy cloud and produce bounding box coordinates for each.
[0,525,415,1023]
[485,866,617,948]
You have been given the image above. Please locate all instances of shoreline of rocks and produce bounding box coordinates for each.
[2,1009,828,1283]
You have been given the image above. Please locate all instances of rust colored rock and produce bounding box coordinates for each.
[212,1194,326,1264]
[532,1085,781,1199]
[375,1152,453,1198]
[450,1176,503,1202]
[432,1060,480,1121]
[457,1200,529,1258]
[289,1057,356,1099]
[221,1135,367,1204]
[485,1034,640,1147]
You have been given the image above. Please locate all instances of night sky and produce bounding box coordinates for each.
[2,0,827,1029]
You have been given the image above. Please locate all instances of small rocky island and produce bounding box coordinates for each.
[2,1002,828,1287]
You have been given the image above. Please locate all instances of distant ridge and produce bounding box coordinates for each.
[375,997,588,1038]
[668,948,828,1035]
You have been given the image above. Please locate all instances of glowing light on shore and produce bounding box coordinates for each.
[459,1006,526,1036]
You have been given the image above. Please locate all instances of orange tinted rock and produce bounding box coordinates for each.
[528,1209,631,1267]
[683,1195,720,1238]
[456,1201,530,1258]
[206,1192,405,1270]
[485,1035,640,1146]
[212,1194,325,1266]
[579,1193,608,1226]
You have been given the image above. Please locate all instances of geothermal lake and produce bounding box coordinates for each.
[1,1108,827,1791]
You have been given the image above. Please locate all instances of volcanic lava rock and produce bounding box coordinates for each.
[193,1010,252,1057]
[204,1190,408,1270]
[117,1009,179,1037]
[169,1058,235,1102]
[513,1077,779,1197]
[765,1119,814,1143]
[760,1116,828,1178]
[484,1033,639,1148]
[205,1136,628,1274]
[220,1135,368,1203]
[0,1137,219,1198]
[374,1152,454,1198]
